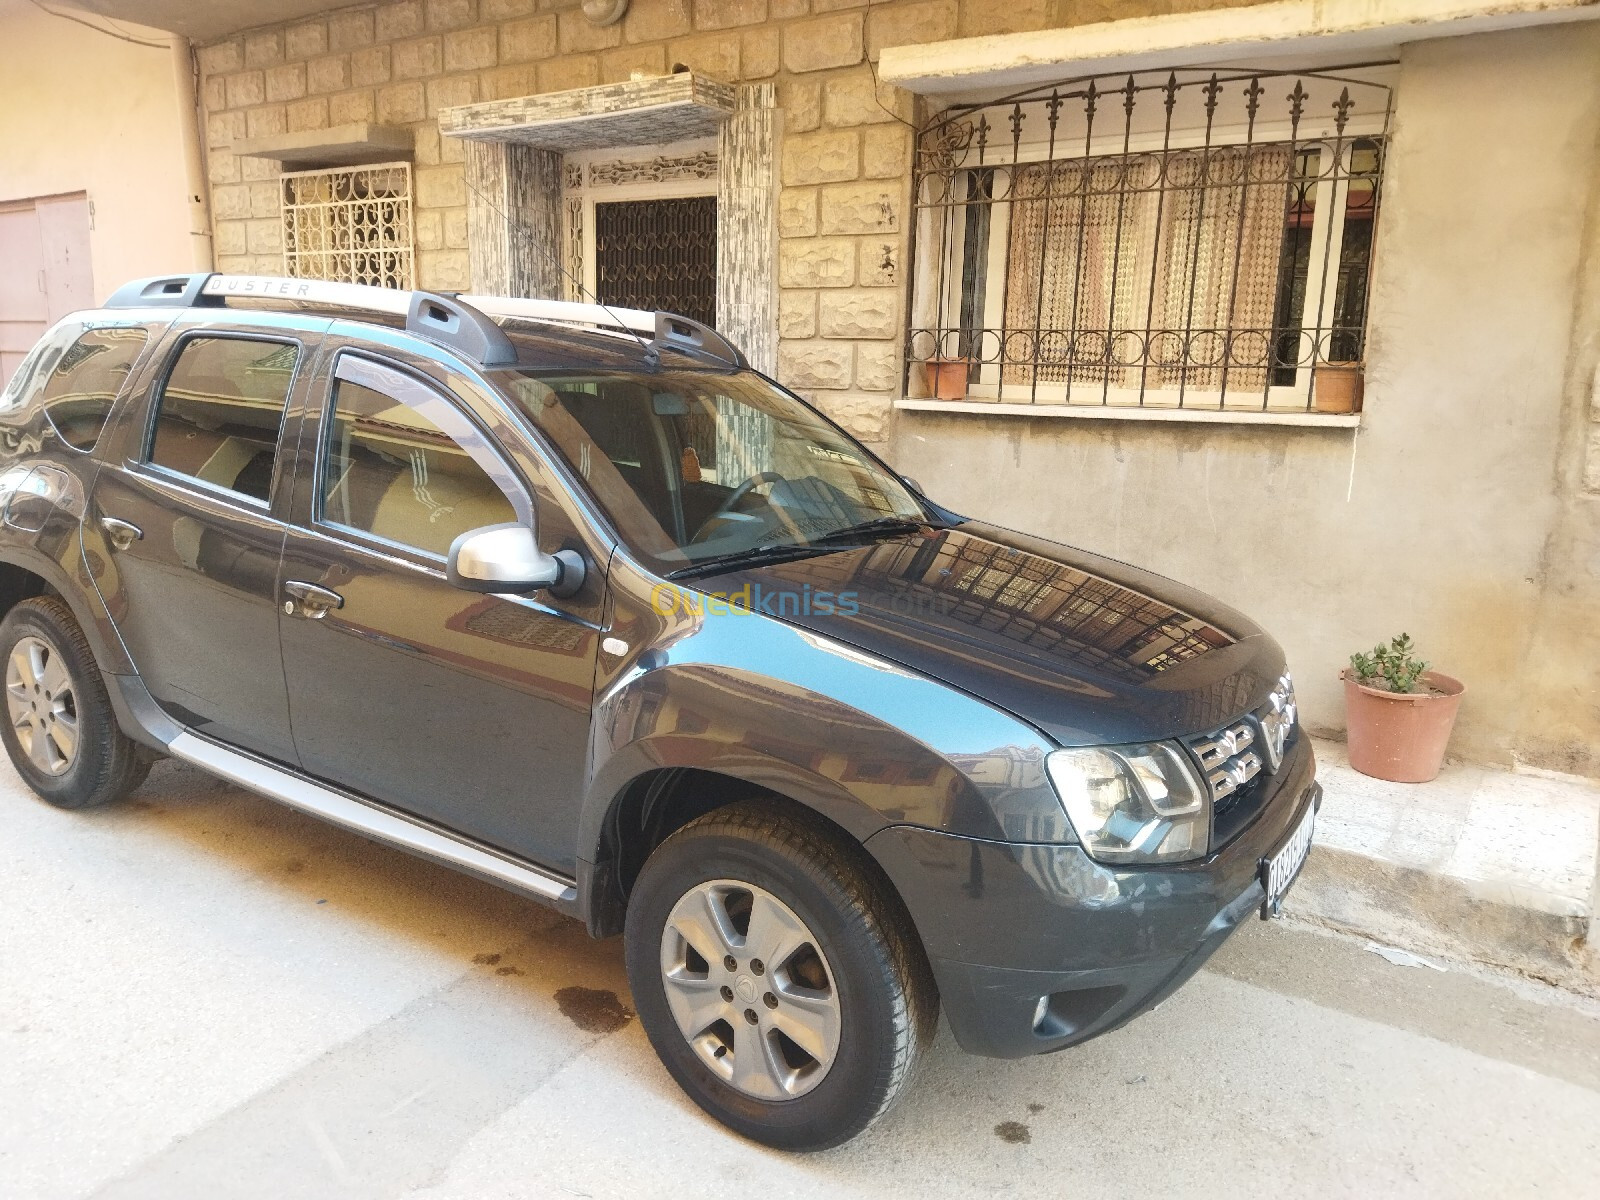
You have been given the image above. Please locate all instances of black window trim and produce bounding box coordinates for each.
[309,348,533,568]
[136,328,307,512]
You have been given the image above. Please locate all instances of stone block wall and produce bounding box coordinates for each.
[195,0,1263,445]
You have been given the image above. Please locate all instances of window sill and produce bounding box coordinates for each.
[894,398,1362,429]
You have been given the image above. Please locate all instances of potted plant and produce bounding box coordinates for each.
[1312,362,1364,413]
[1341,634,1465,782]
[925,354,971,401]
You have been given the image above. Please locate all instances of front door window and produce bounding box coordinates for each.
[320,362,521,559]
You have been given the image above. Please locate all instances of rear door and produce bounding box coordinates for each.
[276,338,605,869]
[87,316,323,761]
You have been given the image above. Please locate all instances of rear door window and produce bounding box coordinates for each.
[147,336,300,504]
[40,326,150,451]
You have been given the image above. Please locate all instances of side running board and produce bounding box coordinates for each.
[167,732,578,906]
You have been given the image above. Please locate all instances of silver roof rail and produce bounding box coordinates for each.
[105,273,516,366]
[104,273,744,370]
[458,294,746,369]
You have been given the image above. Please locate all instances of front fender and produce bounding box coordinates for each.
[578,554,1072,864]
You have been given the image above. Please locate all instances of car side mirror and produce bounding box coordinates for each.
[446,523,585,598]
[901,475,924,495]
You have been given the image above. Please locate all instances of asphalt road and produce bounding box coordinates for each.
[4,758,1599,1199]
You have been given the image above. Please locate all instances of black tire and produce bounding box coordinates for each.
[625,801,937,1151]
[0,596,148,809]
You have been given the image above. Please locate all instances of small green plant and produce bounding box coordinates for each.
[1349,633,1430,694]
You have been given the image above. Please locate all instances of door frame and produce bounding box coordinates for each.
[562,138,719,304]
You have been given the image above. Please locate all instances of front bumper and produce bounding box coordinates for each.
[864,736,1318,1058]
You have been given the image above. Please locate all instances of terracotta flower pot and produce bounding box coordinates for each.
[1341,669,1465,783]
[1313,363,1364,414]
[926,356,971,401]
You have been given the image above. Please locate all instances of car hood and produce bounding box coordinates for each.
[702,521,1285,747]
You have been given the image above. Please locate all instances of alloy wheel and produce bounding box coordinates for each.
[658,879,842,1101]
[6,635,78,777]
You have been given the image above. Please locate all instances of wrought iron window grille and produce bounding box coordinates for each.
[281,162,416,290]
[907,65,1394,413]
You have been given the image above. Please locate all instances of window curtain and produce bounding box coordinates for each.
[999,144,1292,396]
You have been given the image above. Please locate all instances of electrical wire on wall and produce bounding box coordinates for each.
[28,1,166,48]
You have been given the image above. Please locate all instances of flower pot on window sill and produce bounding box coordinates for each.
[925,356,971,401]
[1341,669,1465,783]
[1313,363,1364,414]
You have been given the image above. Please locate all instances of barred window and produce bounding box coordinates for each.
[281,163,415,289]
[909,66,1392,413]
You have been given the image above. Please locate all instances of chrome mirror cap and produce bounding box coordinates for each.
[447,523,583,595]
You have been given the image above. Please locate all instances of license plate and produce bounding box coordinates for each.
[1258,798,1316,919]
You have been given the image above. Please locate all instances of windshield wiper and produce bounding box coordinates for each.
[665,542,837,580]
[809,517,931,545]
[666,518,938,580]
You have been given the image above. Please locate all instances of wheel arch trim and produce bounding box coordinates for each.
[0,542,133,676]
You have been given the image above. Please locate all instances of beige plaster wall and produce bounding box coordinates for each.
[0,0,196,300]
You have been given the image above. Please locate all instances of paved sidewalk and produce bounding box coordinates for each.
[5,757,1600,1198]
[1292,737,1600,986]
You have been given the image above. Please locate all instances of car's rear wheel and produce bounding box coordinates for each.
[624,801,937,1151]
[0,596,148,809]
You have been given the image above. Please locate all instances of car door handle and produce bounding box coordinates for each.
[99,517,143,551]
[283,580,345,619]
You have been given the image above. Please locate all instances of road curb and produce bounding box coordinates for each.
[1287,844,1594,993]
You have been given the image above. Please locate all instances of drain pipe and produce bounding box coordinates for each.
[168,34,214,270]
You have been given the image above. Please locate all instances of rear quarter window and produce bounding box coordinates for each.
[0,321,153,453]
[0,323,79,414]
[41,327,151,451]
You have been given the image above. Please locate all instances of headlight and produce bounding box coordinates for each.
[1045,742,1210,864]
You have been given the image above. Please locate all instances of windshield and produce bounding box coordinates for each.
[494,368,929,575]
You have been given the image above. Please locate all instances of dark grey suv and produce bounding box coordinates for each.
[0,274,1318,1150]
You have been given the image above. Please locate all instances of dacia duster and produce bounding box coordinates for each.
[0,273,1318,1149]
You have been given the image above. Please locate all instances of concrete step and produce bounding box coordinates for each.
[1286,738,1600,990]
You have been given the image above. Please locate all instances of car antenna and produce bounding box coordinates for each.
[462,176,660,368]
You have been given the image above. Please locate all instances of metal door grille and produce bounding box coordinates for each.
[594,197,717,326]
[282,162,415,289]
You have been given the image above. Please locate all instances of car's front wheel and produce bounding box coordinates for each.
[0,596,148,809]
[624,801,937,1151]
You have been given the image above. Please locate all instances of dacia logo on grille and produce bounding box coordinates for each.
[1256,674,1297,772]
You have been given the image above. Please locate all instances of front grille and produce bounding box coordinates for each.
[1187,673,1298,849]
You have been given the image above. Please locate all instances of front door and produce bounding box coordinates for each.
[277,348,602,870]
[89,324,314,761]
